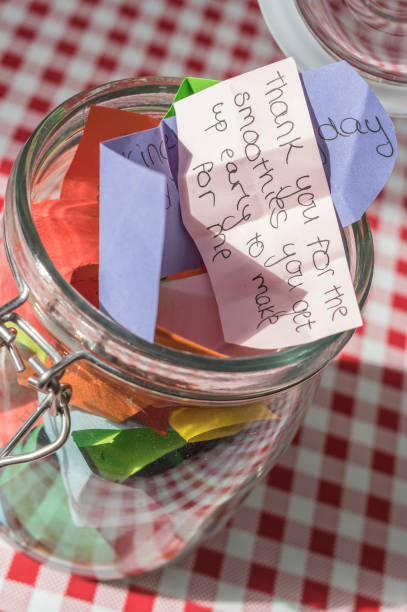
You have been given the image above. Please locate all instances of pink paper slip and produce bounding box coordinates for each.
[175,58,362,349]
[157,273,271,357]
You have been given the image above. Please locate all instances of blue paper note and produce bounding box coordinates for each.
[99,145,167,342]
[301,61,397,227]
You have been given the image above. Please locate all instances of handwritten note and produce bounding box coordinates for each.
[175,57,362,349]
[301,61,397,227]
[100,117,201,279]
[167,63,396,228]
[95,60,392,349]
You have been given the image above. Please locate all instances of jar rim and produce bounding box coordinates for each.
[9,76,374,379]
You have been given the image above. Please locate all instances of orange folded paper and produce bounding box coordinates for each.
[17,358,167,423]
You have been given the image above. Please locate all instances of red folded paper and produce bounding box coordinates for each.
[61,105,159,201]
[32,198,99,283]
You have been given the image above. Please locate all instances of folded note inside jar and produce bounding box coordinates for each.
[72,427,186,482]
[61,105,159,201]
[169,402,279,443]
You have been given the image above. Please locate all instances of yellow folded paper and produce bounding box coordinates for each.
[169,401,278,443]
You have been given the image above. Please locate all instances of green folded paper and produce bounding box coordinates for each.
[72,427,186,482]
[164,77,219,118]
[5,321,47,364]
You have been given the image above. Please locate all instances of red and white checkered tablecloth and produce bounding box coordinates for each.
[0,0,407,610]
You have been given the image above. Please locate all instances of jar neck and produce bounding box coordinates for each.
[4,77,374,402]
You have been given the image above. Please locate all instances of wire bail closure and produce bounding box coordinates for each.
[0,384,71,467]
[0,229,144,467]
[0,251,74,467]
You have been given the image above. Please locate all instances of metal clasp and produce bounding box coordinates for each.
[0,283,73,467]
[0,230,153,466]
[0,384,71,467]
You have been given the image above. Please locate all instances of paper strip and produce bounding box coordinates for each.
[61,105,159,201]
[70,263,99,307]
[17,358,170,423]
[169,401,278,443]
[157,273,271,356]
[301,61,397,227]
[5,322,47,364]
[175,57,362,349]
[100,117,202,279]
[164,77,218,119]
[99,145,167,342]
[72,427,186,482]
[33,198,99,283]
[131,403,170,436]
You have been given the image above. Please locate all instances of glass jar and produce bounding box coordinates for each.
[0,77,373,579]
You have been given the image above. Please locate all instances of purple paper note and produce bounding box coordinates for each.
[301,61,397,227]
[102,117,201,278]
[99,145,167,342]
[161,117,179,186]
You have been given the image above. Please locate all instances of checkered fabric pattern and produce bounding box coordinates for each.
[0,0,406,610]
